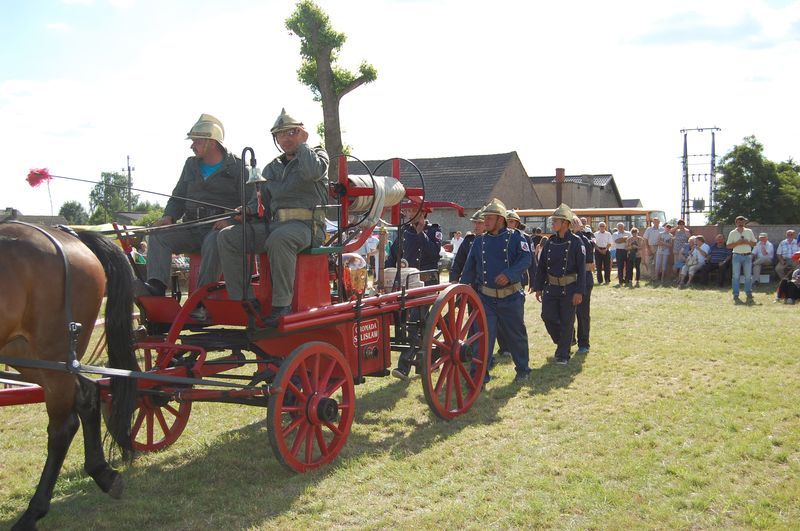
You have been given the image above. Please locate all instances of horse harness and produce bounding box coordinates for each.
[0,220,83,373]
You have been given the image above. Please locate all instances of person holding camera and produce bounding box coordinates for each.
[726,215,757,304]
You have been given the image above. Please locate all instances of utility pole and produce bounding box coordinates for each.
[122,155,135,211]
[679,127,721,225]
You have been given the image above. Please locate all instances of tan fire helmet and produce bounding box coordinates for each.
[470,207,486,222]
[550,203,574,222]
[482,198,507,219]
[270,108,304,134]
[506,209,521,223]
[186,113,224,144]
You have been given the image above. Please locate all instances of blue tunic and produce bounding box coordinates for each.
[533,230,586,361]
[460,227,532,381]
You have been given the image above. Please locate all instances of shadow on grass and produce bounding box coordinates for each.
[526,351,586,396]
[1,372,516,530]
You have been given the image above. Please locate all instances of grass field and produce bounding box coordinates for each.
[1,281,798,530]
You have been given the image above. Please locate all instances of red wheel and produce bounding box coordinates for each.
[420,284,489,420]
[129,346,192,452]
[102,346,192,452]
[268,342,355,473]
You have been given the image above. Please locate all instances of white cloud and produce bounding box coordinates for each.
[46,22,71,31]
[5,0,800,222]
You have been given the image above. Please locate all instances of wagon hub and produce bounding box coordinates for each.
[458,340,476,363]
[316,397,339,423]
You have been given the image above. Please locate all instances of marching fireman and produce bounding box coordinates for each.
[459,198,532,383]
[533,204,586,365]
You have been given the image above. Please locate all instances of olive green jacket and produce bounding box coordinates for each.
[246,143,329,218]
[164,149,246,221]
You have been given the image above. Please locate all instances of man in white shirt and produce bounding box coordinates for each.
[775,229,799,280]
[357,233,380,273]
[643,218,664,281]
[726,215,757,304]
[751,232,775,284]
[613,222,632,285]
[593,222,614,284]
[450,231,464,255]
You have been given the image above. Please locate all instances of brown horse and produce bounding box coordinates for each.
[0,222,138,530]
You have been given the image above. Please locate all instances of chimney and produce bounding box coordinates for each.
[555,168,565,205]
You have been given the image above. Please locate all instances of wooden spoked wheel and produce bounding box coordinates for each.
[268,342,355,473]
[420,284,489,420]
[129,346,192,452]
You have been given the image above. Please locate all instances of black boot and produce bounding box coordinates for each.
[263,305,291,328]
[391,349,414,381]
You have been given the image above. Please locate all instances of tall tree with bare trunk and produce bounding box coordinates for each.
[286,0,377,176]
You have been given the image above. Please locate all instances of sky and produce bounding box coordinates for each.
[2,0,799,222]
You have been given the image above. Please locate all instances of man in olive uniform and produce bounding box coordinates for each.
[388,205,443,381]
[533,204,586,365]
[143,114,245,307]
[460,198,532,383]
[217,109,329,327]
[449,207,485,282]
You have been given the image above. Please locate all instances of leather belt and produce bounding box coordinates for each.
[184,206,224,221]
[480,282,522,298]
[274,208,314,222]
[547,273,577,286]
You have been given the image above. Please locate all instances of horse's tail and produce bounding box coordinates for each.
[77,231,137,456]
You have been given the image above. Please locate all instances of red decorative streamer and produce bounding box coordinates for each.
[26,168,53,188]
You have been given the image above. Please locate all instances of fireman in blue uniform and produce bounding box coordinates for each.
[571,215,594,355]
[449,207,485,282]
[460,198,532,383]
[386,206,442,285]
[533,204,586,365]
[388,206,442,380]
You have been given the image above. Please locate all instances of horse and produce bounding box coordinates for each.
[0,222,138,530]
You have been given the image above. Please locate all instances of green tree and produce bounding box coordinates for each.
[89,171,138,224]
[709,136,800,224]
[58,200,89,224]
[138,206,165,227]
[286,0,377,174]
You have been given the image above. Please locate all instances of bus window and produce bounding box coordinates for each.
[589,216,608,232]
[631,215,647,231]
[521,216,548,232]
[651,211,667,223]
[608,215,629,229]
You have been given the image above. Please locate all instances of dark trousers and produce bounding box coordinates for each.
[616,249,628,284]
[542,286,578,360]
[575,274,593,349]
[697,260,731,286]
[627,253,641,282]
[481,291,530,381]
[595,250,611,283]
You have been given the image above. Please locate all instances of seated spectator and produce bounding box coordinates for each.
[673,240,690,278]
[775,229,799,280]
[678,235,709,287]
[697,233,732,286]
[776,257,800,304]
[626,227,644,287]
[751,232,775,284]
